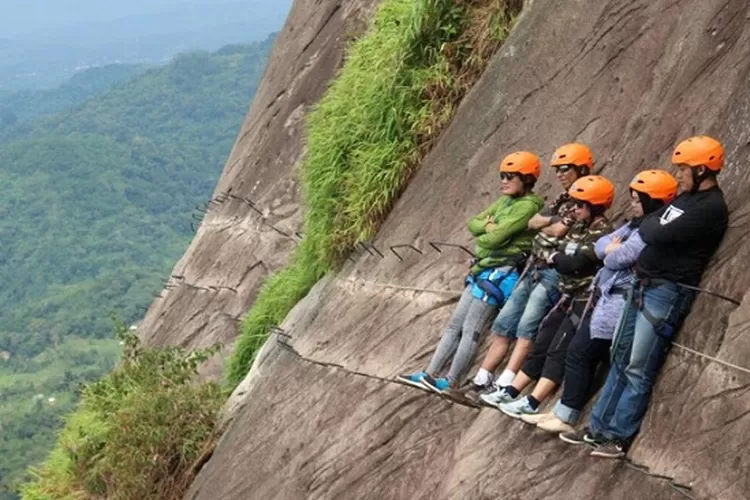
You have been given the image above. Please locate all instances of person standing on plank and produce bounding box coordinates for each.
[462,143,594,398]
[396,151,544,395]
[526,170,678,434]
[480,175,615,417]
[560,136,729,459]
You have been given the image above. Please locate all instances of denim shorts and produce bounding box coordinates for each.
[492,267,560,340]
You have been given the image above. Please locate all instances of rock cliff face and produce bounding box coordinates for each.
[137,0,379,379]
[164,0,750,498]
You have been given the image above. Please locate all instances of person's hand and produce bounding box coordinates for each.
[605,236,622,255]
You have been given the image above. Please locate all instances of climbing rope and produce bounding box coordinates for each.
[341,277,463,296]
[622,462,696,500]
[337,277,750,377]
[670,341,750,376]
[267,328,698,499]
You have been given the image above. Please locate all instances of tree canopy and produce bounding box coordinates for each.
[0,34,274,498]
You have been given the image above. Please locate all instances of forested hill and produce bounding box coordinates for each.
[0,64,150,124]
[0,35,274,497]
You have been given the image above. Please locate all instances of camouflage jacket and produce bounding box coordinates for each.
[530,192,578,262]
[550,216,613,296]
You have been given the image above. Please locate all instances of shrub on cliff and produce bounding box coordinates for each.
[228,0,523,386]
[20,320,223,500]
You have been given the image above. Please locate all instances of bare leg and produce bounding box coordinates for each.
[480,335,511,372]
[530,377,558,403]
[510,371,534,393]
[505,337,533,374]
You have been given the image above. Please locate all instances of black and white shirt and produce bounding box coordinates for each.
[637,186,728,285]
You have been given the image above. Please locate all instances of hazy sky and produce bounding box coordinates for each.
[0,0,263,37]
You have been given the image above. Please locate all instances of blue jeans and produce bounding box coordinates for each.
[492,267,560,340]
[589,282,694,443]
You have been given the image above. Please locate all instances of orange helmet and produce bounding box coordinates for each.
[499,151,541,179]
[568,175,615,208]
[551,143,594,169]
[672,136,724,171]
[629,170,678,203]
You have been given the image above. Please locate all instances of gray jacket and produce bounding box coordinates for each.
[589,223,645,340]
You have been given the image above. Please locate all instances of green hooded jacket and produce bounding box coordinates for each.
[468,193,545,274]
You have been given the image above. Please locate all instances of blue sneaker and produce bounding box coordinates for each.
[498,396,538,419]
[421,375,450,394]
[395,371,430,391]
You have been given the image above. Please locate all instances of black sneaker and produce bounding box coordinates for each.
[559,427,602,447]
[590,440,626,459]
[455,380,493,402]
[442,387,482,408]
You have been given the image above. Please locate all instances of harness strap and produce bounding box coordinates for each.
[610,288,635,364]
[472,266,516,304]
[567,297,590,329]
[640,276,740,307]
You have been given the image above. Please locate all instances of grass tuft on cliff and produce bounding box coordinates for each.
[228,0,523,386]
[20,321,224,500]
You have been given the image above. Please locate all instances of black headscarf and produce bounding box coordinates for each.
[628,191,666,229]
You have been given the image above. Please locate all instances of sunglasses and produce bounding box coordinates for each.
[573,199,590,209]
[500,172,521,181]
[554,164,577,174]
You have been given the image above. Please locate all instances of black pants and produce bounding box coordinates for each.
[559,320,611,411]
[521,298,588,385]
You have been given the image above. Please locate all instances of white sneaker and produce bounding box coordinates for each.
[498,397,538,419]
[520,412,554,425]
[537,416,575,434]
[479,387,514,409]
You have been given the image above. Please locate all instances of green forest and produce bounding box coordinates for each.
[0,35,273,498]
[0,63,150,124]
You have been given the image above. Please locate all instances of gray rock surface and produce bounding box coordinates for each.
[184,0,750,498]
[136,0,380,381]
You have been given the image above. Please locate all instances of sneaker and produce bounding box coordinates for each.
[498,397,538,419]
[559,427,602,447]
[457,380,492,403]
[479,387,515,408]
[421,374,450,394]
[442,387,482,408]
[537,416,575,434]
[395,371,430,390]
[590,440,626,459]
[520,412,555,425]
[461,380,492,393]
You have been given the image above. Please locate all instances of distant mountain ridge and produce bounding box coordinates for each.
[0,64,150,123]
[0,0,291,90]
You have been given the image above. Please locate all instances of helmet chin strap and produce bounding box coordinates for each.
[691,166,709,194]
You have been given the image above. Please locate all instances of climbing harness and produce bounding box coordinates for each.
[467,265,517,305]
